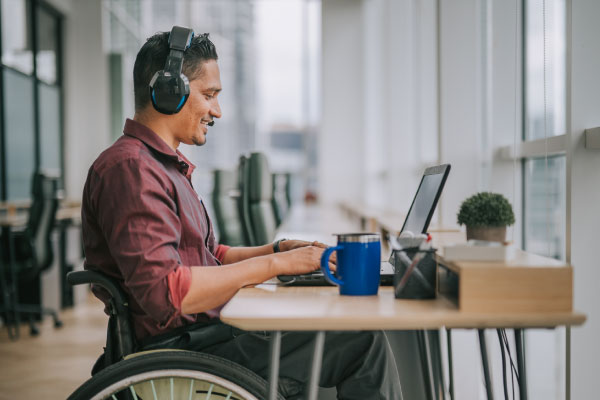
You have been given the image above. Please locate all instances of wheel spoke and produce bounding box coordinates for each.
[111,395,118,400]
[188,378,195,400]
[170,377,174,400]
[129,386,139,400]
[225,392,232,400]
[206,383,214,399]
[151,379,158,400]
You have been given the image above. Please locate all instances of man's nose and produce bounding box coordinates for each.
[211,100,222,119]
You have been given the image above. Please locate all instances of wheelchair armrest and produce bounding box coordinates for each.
[67,270,129,308]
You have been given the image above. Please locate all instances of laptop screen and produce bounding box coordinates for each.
[401,165,450,235]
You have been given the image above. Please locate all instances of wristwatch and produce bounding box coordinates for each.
[273,238,287,253]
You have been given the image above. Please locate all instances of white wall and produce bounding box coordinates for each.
[319,0,365,205]
[62,0,112,200]
[320,0,438,212]
[568,0,600,398]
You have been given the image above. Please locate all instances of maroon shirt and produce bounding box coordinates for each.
[82,119,227,340]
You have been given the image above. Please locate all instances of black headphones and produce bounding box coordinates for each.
[149,26,195,115]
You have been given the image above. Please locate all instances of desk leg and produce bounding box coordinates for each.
[515,329,528,400]
[566,326,571,400]
[307,331,325,400]
[478,329,494,400]
[418,330,436,400]
[268,331,282,400]
[7,230,20,339]
[446,329,455,400]
[430,330,447,400]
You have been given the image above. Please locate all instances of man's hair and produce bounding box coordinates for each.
[133,31,218,112]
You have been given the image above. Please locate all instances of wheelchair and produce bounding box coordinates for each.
[66,270,284,400]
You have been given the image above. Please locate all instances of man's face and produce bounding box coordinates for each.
[173,59,222,147]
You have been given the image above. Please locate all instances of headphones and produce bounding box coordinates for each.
[149,26,195,115]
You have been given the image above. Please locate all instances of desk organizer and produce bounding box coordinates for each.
[391,247,437,299]
[437,250,573,313]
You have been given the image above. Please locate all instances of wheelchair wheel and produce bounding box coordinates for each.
[68,350,284,400]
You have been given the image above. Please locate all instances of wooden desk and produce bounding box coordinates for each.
[221,285,585,400]
[221,286,585,332]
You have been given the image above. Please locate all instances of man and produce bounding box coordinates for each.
[82,29,402,399]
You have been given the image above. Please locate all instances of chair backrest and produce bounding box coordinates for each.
[247,152,277,245]
[237,155,255,246]
[211,169,245,246]
[67,270,136,366]
[271,173,288,227]
[26,171,61,273]
[284,172,293,209]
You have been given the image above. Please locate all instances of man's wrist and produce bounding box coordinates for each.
[273,238,287,253]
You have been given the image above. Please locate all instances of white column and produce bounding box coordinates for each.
[319,0,365,205]
[438,0,481,230]
[568,0,600,398]
[63,0,111,200]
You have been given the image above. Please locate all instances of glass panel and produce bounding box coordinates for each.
[1,0,33,74]
[39,83,61,172]
[524,0,566,140]
[36,7,58,85]
[524,155,566,260]
[3,68,35,201]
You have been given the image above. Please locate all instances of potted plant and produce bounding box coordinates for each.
[457,192,515,242]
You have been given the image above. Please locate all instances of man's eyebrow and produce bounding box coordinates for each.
[204,87,222,93]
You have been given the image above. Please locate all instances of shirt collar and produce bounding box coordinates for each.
[123,118,196,178]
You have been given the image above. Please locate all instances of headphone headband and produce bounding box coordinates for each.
[149,26,195,115]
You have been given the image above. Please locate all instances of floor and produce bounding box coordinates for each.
[0,293,107,400]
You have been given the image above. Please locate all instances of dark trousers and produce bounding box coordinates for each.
[142,322,403,400]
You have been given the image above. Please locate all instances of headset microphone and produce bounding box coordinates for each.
[149,26,194,115]
[207,121,215,127]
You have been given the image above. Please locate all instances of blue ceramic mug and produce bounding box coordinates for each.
[320,233,381,296]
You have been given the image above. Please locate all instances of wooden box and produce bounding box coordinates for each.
[437,250,573,313]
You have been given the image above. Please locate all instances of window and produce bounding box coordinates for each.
[522,0,566,260]
[0,0,64,201]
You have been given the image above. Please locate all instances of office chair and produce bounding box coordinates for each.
[237,155,256,246]
[247,152,278,246]
[0,171,63,337]
[284,172,293,209]
[271,173,289,227]
[211,169,246,246]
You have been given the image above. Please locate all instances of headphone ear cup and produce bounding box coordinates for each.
[149,71,190,114]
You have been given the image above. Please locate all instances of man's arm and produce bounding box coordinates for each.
[220,240,328,264]
[181,245,328,314]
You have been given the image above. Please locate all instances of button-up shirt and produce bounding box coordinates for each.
[82,119,228,340]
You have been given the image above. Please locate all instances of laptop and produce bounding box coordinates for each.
[278,164,451,286]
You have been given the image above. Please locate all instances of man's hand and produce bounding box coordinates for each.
[278,239,337,268]
[280,240,336,259]
[272,245,336,276]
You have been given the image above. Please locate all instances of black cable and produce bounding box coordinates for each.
[497,329,509,400]
[502,329,520,382]
[501,330,517,400]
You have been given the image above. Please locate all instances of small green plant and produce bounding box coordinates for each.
[457,192,515,227]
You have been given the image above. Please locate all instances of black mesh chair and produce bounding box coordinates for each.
[0,171,63,338]
[271,173,289,227]
[237,155,256,246]
[212,169,246,246]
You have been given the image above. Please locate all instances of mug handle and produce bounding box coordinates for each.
[320,245,344,286]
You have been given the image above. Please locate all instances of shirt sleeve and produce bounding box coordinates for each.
[89,158,185,328]
[214,244,230,263]
[167,266,192,313]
